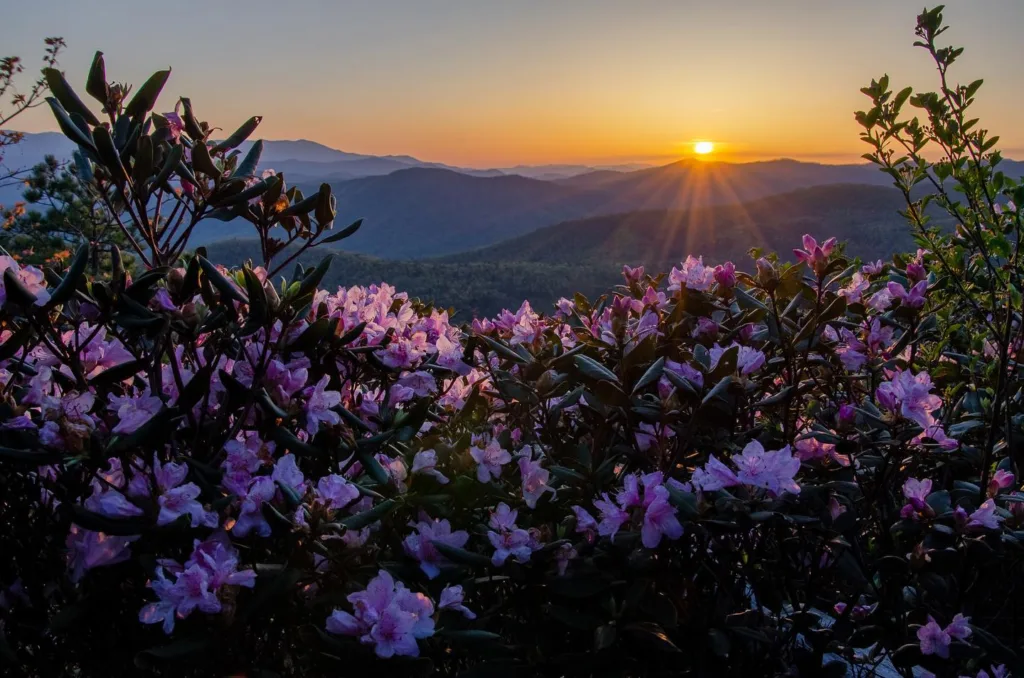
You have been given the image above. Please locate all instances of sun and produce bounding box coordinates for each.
[694,141,714,155]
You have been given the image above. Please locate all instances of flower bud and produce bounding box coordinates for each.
[713,262,736,289]
[755,257,778,289]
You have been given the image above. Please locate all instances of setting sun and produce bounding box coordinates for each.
[694,141,714,155]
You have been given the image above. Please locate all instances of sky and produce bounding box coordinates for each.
[3,0,1023,168]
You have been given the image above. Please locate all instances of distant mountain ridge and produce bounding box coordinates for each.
[190,156,1018,258]
[440,184,932,267]
[7,132,1022,261]
[201,183,948,317]
[0,133,648,185]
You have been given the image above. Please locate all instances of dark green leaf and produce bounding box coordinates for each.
[339,498,397,530]
[231,139,263,178]
[701,375,734,407]
[125,69,171,119]
[197,256,247,304]
[46,242,89,307]
[631,356,665,394]
[0,446,65,466]
[0,324,34,362]
[64,503,148,536]
[431,541,492,567]
[320,218,363,244]
[574,354,619,384]
[88,359,145,387]
[3,269,39,307]
[269,427,321,457]
[46,98,96,152]
[213,117,263,153]
[85,51,107,103]
[92,126,128,186]
[43,68,99,126]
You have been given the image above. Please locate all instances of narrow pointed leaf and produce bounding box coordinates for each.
[197,256,247,304]
[574,354,619,384]
[339,498,397,530]
[231,139,263,178]
[125,69,171,119]
[321,218,363,244]
[151,142,183,191]
[92,126,128,186]
[43,68,100,125]
[213,117,262,153]
[632,356,665,394]
[85,51,108,103]
[46,98,96,152]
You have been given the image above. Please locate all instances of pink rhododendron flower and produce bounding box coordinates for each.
[710,343,766,376]
[66,526,138,582]
[967,499,1003,531]
[486,502,538,566]
[793,234,837,274]
[663,358,704,390]
[839,272,870,303]
[85,486,144,518]
[554,542,578,575]
[312,473,359,511]
[862,260,884,275]
[836,328,868,371]
[326,570,435,658]
[487,527,536,566]
[876,369,942,429]
[887,280,927,309]
[622,264,645,284]
[272,454,307,495]
[158,483,218,528]
[635,422,675,452]
[794,436,850,466]
[572,505,598,539]
[903,477,932,509]
[518,452,556,508]
[162,111,185,141]
[946,613,972,640]
[438,585,476,619]
[489,502,519,531]
[140,536,255,634]
[668,256,716,292]
[233,476,276,537]
[108,392,163,435]
[402,513,469,578]
[411,449,449,484]
[691,455,741,492]
[866,287,893,311]
[594,492,630,537]
[713,261,737,288]
[989,469,1015,496]
[304,375,342,434]
[918,616,951,657]
[641,486,683,548]
[731,441,801,496]
[221,434,268,496]
[469,437,512,482]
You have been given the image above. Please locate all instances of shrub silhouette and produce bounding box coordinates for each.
[1,6,1023,677]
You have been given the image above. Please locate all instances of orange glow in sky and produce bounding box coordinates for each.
[5,0,1024,168]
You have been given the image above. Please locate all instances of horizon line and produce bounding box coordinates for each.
[12,130,1024,171]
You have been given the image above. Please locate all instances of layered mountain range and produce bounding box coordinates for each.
[5,133,1016,315]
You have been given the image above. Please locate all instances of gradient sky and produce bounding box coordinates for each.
[4,0,1023,167]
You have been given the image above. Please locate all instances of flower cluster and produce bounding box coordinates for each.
[3,227,1023,677]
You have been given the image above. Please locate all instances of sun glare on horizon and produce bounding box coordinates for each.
[694,141,714,155]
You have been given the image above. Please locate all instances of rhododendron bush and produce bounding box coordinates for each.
[3,7,1024,678]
